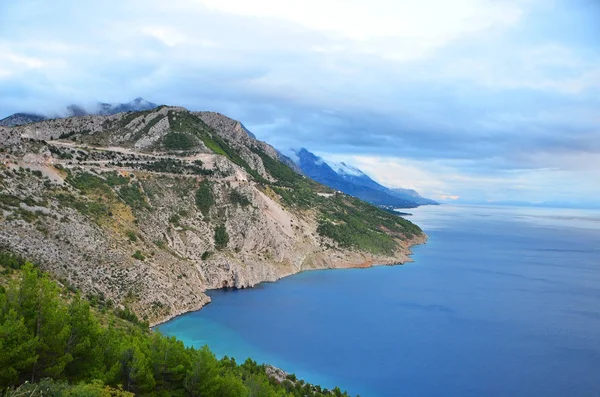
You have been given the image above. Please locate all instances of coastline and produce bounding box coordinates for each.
[150,233,427,327]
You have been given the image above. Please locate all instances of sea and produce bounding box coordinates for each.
[157,204,600,397]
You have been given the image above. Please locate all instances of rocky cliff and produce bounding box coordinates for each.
[0,106,425,325]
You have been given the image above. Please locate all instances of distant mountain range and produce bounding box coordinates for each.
[292,148,438,208]
[0,97,158,127]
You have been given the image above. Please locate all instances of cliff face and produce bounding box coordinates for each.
[0,107,425,325]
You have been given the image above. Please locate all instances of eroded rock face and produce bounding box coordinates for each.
[0,107,426,326]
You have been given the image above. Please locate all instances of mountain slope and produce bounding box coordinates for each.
[0,107,425,325]
[293,148,437,208]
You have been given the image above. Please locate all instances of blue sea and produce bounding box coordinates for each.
[157,204,600,397]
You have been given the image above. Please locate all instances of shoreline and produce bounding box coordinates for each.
[150,233,427,327]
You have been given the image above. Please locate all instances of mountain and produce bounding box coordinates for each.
[0,97,158,126]
[96,97,158,115]
[293,148,438,208]
[0,112,46,127]
[0,107,424,325]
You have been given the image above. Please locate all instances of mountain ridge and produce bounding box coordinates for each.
[292,148,438,208]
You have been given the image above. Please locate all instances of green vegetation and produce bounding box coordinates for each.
[0,251,27,272]
[0,256,355,397]
[251,146,298,186]
[162,132,198,150]
[56,193,111,221]
[126,231,138,242]
[214,225,229,250]
[61,170,152,218]
[317,195,422,254]
[229,189,251,207]
[164,112,422,255]
[118,183,148,210]
[0,194,21,209]
[195,180,214,216]
[104,172,130,187]
[167,111,264,181]
[66,172,112,195]
[132,250,145,261]
[4,378,133,396]
[247,145,422,255]
[124,159,212,176]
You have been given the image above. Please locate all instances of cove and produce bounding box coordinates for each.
[157,205,600,397]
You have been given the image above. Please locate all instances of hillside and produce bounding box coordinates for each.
[0,106,425,326]
[293,148,437,208]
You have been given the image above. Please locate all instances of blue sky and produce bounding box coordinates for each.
[1,0,599,206]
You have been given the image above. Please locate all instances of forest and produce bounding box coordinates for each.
[0,252,355,397]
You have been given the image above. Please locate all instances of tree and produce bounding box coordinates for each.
[184,346,221,397]
[214,224,229,250]
[119,339,156,394]
[63,294,103,381]
[195,181,214,216]
[0,307,37,386]
[149,333,191,394]
[8,264,72,382]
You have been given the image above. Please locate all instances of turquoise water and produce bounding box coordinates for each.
[158,205,600,396]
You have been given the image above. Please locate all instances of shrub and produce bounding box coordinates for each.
[214,224,229,250]
[195,180,213,216]
[126,231,137,242]
[229,189,251,207]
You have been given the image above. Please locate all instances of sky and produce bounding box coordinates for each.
[1,0,599,206]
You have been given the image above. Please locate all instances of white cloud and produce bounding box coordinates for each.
[323,153,453,199]
[0,0,598,205]
[140,26,189,47]
[321,153,600,205]
[195,0,526,57]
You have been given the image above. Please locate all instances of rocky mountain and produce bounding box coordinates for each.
[0,107,425,326]
[0,97,158,126]
[293,148,438,208]
[0,113,46,127]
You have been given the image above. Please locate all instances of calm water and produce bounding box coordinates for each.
[158,205,600,397]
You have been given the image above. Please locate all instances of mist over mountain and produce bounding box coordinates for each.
[0,97,158,127]
[293,148,437,208]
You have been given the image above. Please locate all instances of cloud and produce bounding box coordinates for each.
[0,0,598,205]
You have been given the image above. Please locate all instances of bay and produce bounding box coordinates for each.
[157,204,600,397]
